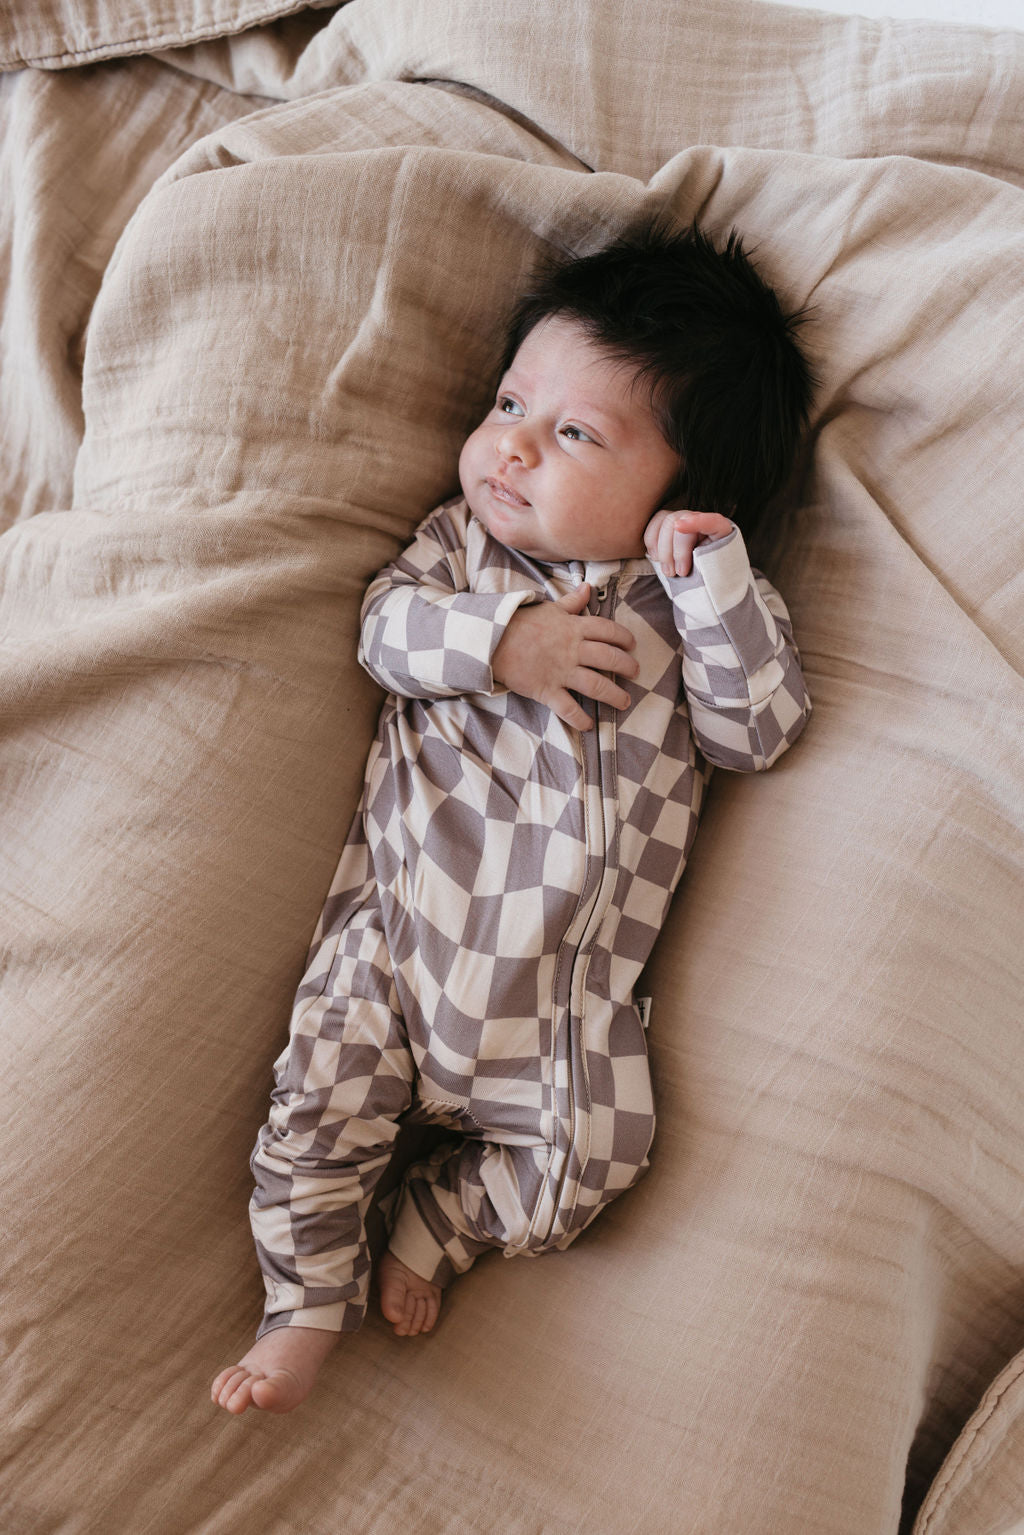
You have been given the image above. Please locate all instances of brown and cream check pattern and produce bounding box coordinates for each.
[250,498,810,1335]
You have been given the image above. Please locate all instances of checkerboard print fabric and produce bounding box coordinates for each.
[250,499,810,1334]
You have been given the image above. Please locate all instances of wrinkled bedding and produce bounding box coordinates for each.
[1,2,1023,1532]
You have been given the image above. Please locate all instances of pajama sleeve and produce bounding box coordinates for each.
[358,505,535,698]
[657,526,811,771]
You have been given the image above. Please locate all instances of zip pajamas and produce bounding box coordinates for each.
[250,498,810,1336]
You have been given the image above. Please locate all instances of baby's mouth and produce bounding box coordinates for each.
[486,477,530,508]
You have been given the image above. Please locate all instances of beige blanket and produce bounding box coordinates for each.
[2,3,1023,1531]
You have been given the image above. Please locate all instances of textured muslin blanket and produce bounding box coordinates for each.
[1,2,1023,1532]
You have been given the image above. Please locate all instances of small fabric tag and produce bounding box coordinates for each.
[637,997,652,1030]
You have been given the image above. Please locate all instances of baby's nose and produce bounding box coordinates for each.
[496,420,537,465]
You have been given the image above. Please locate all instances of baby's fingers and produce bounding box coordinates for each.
[570,667,633,712]
[580,615,636,652]
[654,512,678,573]
[547,666,633,729]
[655,515,696,577]
[578,639,639,679]
[549,687,594,731]
[672,511,734,543]
[556,581,591,613]
[648,513,697,577]
[671,527,699,578]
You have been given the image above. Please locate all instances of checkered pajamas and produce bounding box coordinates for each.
[250,498,810,1336]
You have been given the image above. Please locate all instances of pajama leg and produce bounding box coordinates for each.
[249,875,414,1337]
[387,1047,656,1288]
[386,1137,551,1286]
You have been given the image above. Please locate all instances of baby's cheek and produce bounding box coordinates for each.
[457,435,480,497]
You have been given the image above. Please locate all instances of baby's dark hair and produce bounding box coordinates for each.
[500,220,815,555]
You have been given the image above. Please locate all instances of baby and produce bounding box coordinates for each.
[212,220,813,1415]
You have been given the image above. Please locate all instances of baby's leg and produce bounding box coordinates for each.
[211,869,414,1413]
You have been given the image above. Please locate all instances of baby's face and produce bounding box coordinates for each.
[459,317,680,564]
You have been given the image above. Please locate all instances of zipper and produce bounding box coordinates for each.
[534,576,620,1244]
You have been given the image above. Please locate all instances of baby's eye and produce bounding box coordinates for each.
[560,424,594,443]
[497,396,524,417]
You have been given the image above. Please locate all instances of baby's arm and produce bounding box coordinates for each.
[359,505,536,698]
[361,504,638,724]
[646,509,811,771]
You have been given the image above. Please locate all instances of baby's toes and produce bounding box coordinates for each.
[211,1364,246,1403]
[215,1366,260,1414]
[415,1296,434,1335]
[211,1365,236,1401]
[410,1291,440,1336]
[403,1297,424,1336]
[379,1284,405,1329]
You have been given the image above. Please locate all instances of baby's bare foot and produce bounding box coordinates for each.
[210,1324,337,1415]
[377,1250,442,1337]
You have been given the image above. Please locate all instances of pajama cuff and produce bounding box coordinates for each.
[386,1181,477,1289]
[256,1298,365,1339]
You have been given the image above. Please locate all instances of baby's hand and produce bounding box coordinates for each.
[644,509,734,578]
[491,583,638,731]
